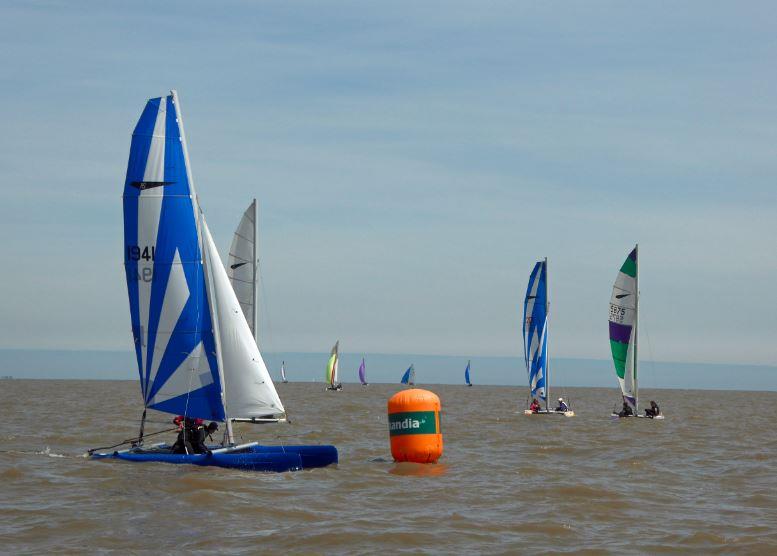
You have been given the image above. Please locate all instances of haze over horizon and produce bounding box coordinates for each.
[0,2,775,372]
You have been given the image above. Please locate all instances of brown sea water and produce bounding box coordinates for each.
[1,380,776,554]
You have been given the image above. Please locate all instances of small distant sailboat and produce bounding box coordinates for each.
[280,361,288,384]
[326,341,342,391]
[464,360,473,387]
[608,245,663,419]
[358,357,367,386]
[522,258,574,416]
[400,364,415,386]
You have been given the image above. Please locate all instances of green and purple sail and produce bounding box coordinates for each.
[609,246,638,408]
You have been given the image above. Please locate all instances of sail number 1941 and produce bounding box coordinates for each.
[126,246,156,262]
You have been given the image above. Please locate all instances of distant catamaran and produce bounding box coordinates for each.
[280,361,288,384]
[522,258,573,416]
[608,245,661,419]
[358,357,367,386]
[465,360,472,387]
[400,364,415,385]
[326,341,342,391]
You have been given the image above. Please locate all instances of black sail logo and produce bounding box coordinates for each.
[130,181,173,190]
[615,293,631,299]
[230,262,248,270]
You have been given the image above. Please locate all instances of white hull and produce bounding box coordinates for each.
[523,409,575,417]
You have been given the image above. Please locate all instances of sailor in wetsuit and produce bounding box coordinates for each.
[618,401,634,417]
[529,398,541,413]
[190,422,219,454]
[644,400,660,418]
[555,397,569,412]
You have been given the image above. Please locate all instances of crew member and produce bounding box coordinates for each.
[190,422,219,454]
[644,400,660,418]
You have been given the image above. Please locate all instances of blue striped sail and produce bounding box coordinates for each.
[123,92,225,421]
[523,261,548,401]
[464,360,471,386]
[400,364,414,385]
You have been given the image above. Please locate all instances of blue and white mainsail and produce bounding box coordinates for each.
[464,360,472,386]
[123,92,224,421]
[523,260,548,404]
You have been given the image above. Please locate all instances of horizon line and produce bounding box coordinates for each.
[0,347,774,370]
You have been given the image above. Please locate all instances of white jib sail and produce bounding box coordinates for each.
[227,199,258,341]
[203,219,284,419]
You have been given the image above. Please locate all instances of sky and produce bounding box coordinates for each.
[0,1,775,369]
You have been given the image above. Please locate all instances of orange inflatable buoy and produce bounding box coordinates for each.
[387,389,443,463]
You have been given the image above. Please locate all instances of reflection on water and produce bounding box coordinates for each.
[388,462,449,477]
[1,380,777,553]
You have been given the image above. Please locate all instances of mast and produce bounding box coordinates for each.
[173,90,232,440]
[544,257,550,413]
[634,243,639,413]
[252,198,258,346]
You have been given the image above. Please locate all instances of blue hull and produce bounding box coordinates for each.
[91,443,338,473]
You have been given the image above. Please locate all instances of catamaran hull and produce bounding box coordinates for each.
[523,409,575,417]
[91,443,338,472]
[610,413,664,420]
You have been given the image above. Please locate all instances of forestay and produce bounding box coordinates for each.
[123,92,224,421]
[523,260,548,402]
[609,246,638,408]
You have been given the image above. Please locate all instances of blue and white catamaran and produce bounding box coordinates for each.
[90,92,337,471]
[522,259,574,416]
